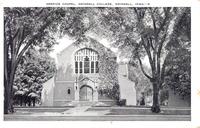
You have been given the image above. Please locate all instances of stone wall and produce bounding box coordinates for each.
[41,77,55,106]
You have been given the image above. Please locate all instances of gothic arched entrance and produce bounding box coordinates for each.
[79,85,93,101]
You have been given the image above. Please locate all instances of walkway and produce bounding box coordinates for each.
[4,106,191,121]
[62,106,109,116]
[4,114,190,121]
[62,101,110,116]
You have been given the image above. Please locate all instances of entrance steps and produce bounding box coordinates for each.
[62,106,91,115]
[65,101,97,107]
[77,101,96,106]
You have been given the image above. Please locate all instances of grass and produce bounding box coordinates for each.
[87,106,191,115]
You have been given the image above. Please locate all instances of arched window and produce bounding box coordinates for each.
[74,48,99,74]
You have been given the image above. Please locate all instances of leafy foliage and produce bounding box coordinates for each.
[4,7,190,113]
[13,48,56,106]
[88,7,190,112]
[4,7,93,113]
[164,8,191,99]
[128,64,153,105]
[4,7,65,113]
[74,37,119,100]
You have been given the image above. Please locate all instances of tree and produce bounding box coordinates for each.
[4,7,62,113]
[89,7,190,112]
[13,48,56,106]
[4,7,91,114]
[164,8,191,99]
[128,64,152,105]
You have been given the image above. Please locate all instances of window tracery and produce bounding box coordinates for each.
[74,48,99,74]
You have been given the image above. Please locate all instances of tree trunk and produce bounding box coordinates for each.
[33,98,35,107]
[4,60,16,114]
[20,96,23,106]
[4,80,14,114]
[151,82,161,113]
[4,84,10,114]
[28,97,31,107]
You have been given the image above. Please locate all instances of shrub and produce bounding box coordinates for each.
[117,99,126,106]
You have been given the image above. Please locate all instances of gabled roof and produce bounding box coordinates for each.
[58,36,116,58]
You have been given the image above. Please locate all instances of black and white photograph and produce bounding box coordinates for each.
[3,7,192,122]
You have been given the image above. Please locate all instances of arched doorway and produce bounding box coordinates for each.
[79,85,93,101]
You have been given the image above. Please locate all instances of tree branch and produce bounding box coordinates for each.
[16,19,53,67]
[16,27,25,55]
[15,8,56,65]
[157,8,185,76]
[11,28,20,43]
[141,37,155,71]
[156,15,170,76]
[149,37,155,51]
[157,8,171,35]
[4,36,8,83]
[137,54,153,81]
[161,56,168,84]
[149,8,157,34]
[133,8,146,22]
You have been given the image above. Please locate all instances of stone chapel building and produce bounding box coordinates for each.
[41,37,137,106]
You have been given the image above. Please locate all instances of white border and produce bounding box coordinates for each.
[0,0,193,7]
[1,0,199,128]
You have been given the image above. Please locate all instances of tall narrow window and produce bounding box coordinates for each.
[96,61,99,73]
[67,89,71,94]
[91,61,94,73]
[75,61,78,73]
[79,61,83,73]
[84,56,90,73]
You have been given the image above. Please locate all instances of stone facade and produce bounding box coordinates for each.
[41,37,190,107]
[41,37,122,106]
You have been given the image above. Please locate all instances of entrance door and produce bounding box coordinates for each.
[79,85,93,101]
